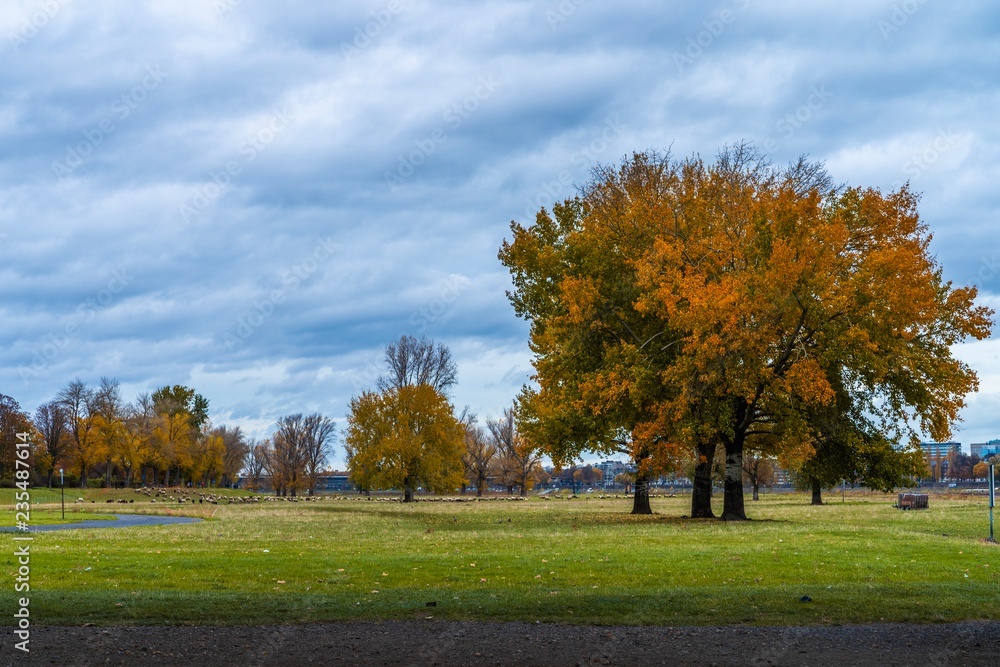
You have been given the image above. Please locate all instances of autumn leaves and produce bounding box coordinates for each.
[500,146,993,520]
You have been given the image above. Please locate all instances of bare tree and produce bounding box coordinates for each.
[459,409,495,497]
[268,415,307,496]
[301,414,336,494]
[742,450,776,501]
[213,425,251,488]
[488,405,542,497]
[245,439,269,491]
[34,401,69,487]
[377,335,458,394]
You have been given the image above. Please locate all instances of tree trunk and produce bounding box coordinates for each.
[691,441,716,518]
[721,435,749,521]
[476,475,486,498]
[403,477,415,503]
[631,475,652,515]
[811,480,823,505]
[752,481,760,501]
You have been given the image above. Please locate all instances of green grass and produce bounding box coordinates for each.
[2,489,998,626]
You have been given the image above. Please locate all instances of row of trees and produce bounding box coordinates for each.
[242,413,336,496]
[499,145,993,518]
[1,380,335,494]
[2,380,248,488]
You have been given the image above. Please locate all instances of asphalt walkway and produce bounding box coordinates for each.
[2,513,202,532]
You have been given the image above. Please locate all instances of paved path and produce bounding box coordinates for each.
[2,513,201,532]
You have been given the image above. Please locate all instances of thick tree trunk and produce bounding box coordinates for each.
[476,476,486,497]
[691,441,716,518]
[403,477,415,503]
[752,481,760,501]
[721,435,749,521]
[631,475,652,515]
[811,480,823,505]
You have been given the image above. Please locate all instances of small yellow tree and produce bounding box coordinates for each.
[346,384,465,502]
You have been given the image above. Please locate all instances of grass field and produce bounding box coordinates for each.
[3,488,998,627]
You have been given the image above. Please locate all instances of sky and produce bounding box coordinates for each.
[2,0,999,466]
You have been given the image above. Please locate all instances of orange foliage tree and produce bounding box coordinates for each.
[501,146,993,520]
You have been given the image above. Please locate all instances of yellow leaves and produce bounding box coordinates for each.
[345,385,466,496]
[560,276,600,325]
[781,358,835,406]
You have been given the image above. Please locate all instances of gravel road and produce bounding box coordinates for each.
[7,619,998,667]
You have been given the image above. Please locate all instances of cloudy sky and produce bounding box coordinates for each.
[2,0,999,465]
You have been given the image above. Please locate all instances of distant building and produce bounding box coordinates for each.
[596,460,629,483]
[971,440,1000,459]
[314,471,352,492]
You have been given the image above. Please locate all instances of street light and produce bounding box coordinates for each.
[60,468,65,520]
[989,463,996,544]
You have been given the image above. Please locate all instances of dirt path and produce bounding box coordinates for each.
[8,619,999,666]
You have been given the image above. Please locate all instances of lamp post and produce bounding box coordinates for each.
[60,468,65,520]
[989,463,995,543]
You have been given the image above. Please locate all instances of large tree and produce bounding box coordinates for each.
[345,384,465,502]
[501,146,993,520]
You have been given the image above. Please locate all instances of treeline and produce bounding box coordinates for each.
[0,380,334,494]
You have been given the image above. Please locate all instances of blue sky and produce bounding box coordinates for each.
[2,0,999,465]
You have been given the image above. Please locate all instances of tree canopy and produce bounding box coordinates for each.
[345,384,466,502]
[500,145,993,519]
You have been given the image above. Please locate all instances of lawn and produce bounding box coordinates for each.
[2,489,997,626]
